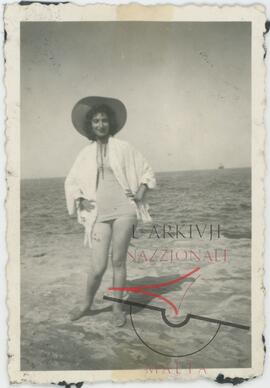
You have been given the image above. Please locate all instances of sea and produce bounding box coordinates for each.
[21,167,251,246]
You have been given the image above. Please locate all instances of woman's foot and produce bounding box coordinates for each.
[112,310,127,327]
[69,305,90,321]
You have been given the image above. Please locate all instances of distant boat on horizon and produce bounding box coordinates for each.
[218,164,225,170]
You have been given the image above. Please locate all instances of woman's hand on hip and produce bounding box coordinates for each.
[126,184,148,203]
[79,198,95,212]
[125,189,135,201]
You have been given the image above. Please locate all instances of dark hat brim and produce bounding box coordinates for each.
[71,96,127,137]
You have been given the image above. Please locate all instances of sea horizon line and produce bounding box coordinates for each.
[20,166,251,180]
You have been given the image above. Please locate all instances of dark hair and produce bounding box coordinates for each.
[84,104,118,141]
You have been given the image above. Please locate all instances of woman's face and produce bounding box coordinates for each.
[91,112,110,139]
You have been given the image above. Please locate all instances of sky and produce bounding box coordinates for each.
[21,21,251,178]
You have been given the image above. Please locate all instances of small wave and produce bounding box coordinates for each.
[240,203,251,210]
[61,230,81,235]
[32,252,46,258]
[222,231,251,239]
[221,205,236,211]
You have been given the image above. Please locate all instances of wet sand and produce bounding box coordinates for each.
[21,231,251,371]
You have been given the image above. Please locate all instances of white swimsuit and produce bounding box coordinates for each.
[96,143,137,222]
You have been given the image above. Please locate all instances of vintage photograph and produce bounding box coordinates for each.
[5,3,265,384]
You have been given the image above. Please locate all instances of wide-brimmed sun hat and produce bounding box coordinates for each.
[71,96,127,137]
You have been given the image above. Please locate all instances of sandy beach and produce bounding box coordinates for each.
[20,170,251,370]
[21,231,251,371]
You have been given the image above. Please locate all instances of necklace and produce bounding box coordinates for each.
[97,141,107,179]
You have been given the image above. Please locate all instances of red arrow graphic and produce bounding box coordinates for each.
[108,266,200,316]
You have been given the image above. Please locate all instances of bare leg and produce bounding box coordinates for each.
[111,215,137,326]
[70,221,112,321]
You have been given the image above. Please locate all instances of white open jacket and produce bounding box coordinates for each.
[64,137,156,247]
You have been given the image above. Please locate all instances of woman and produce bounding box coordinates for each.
[65,96,156,327]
